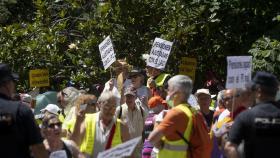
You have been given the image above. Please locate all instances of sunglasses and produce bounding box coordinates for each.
[48,122,62,129]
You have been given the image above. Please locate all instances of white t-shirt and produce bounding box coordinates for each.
[218,109,230,122]
[91,112,116,158]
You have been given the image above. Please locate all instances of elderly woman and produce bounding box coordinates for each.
[41,114,81,158]
[62,94,98,138]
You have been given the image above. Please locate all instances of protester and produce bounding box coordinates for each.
[211,90,226,158]
[57,87,80,117]
[128,67,152,114]
[146,66,171,98]
[212,87,254,157]
[62,94,98,138]
[41,114,82,158]
[20,93,33,108]
[0,63,47,158]
[116,86,145,158]
[142,95,166,158]
[195,88,214,129]
[225,71,280,158]
[213,90,226,122]
[148,75,211,158]
[71,90,130,158]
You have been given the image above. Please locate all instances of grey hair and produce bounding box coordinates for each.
[98,90,117,106]
[217,90,225,102]
[168,75,193,101]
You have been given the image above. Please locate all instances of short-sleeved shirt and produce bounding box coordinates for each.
[0,93,43,158]
[116,103,145,138]
[229,101,280,158]
[156,105,212,158]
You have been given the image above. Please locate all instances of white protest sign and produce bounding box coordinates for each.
[99,36,116,70]
[147,38,173,70]
[97,136,142,158]
[226,56,252,89]
[49,150,67,158]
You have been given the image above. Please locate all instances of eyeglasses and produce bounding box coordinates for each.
[223,93,241,101]
[48,122,62,129]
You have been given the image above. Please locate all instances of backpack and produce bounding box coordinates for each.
[177,105,212,158]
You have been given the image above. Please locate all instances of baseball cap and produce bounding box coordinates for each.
[128,67,144,78]
[247,71,279,89]
[0,63,19,83]
[195,88,211,96]
[40,104,60,115]
[124,86,137,96]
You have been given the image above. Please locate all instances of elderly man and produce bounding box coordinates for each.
[116,86,145,158]
[128,67,151,114]
[195,88,214,129]
[148,75,211,158]
[0,63,47,158]
[71,91,130,158]
[225,72,280,158]
[212,87,254,155]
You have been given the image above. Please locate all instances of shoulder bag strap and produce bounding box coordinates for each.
[105,123,116,150]
[118,106,122,119]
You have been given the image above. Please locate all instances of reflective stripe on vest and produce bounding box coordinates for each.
[80,113,122,155]
[157,104,193,158]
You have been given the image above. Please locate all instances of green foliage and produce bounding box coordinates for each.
[0,0,280,91]
[249,37,280,78]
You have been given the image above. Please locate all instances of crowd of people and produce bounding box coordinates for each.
[0,60,280,158]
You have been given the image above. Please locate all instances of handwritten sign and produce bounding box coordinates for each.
[226,56,252,89]
[179,57,197,81]
[99,36,116,70]
[29,69,49,87]
[147,38,173,70]
[97,136,141,158]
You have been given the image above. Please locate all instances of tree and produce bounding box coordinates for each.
[0,0,280,91]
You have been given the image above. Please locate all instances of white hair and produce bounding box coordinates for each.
[217,90,225,102]
[168,75,193,101]
[98,90,117,106]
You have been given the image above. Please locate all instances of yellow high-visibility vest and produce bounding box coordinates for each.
[157,104,193,158]
[147,73,170,88]
[80,113,122,155]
